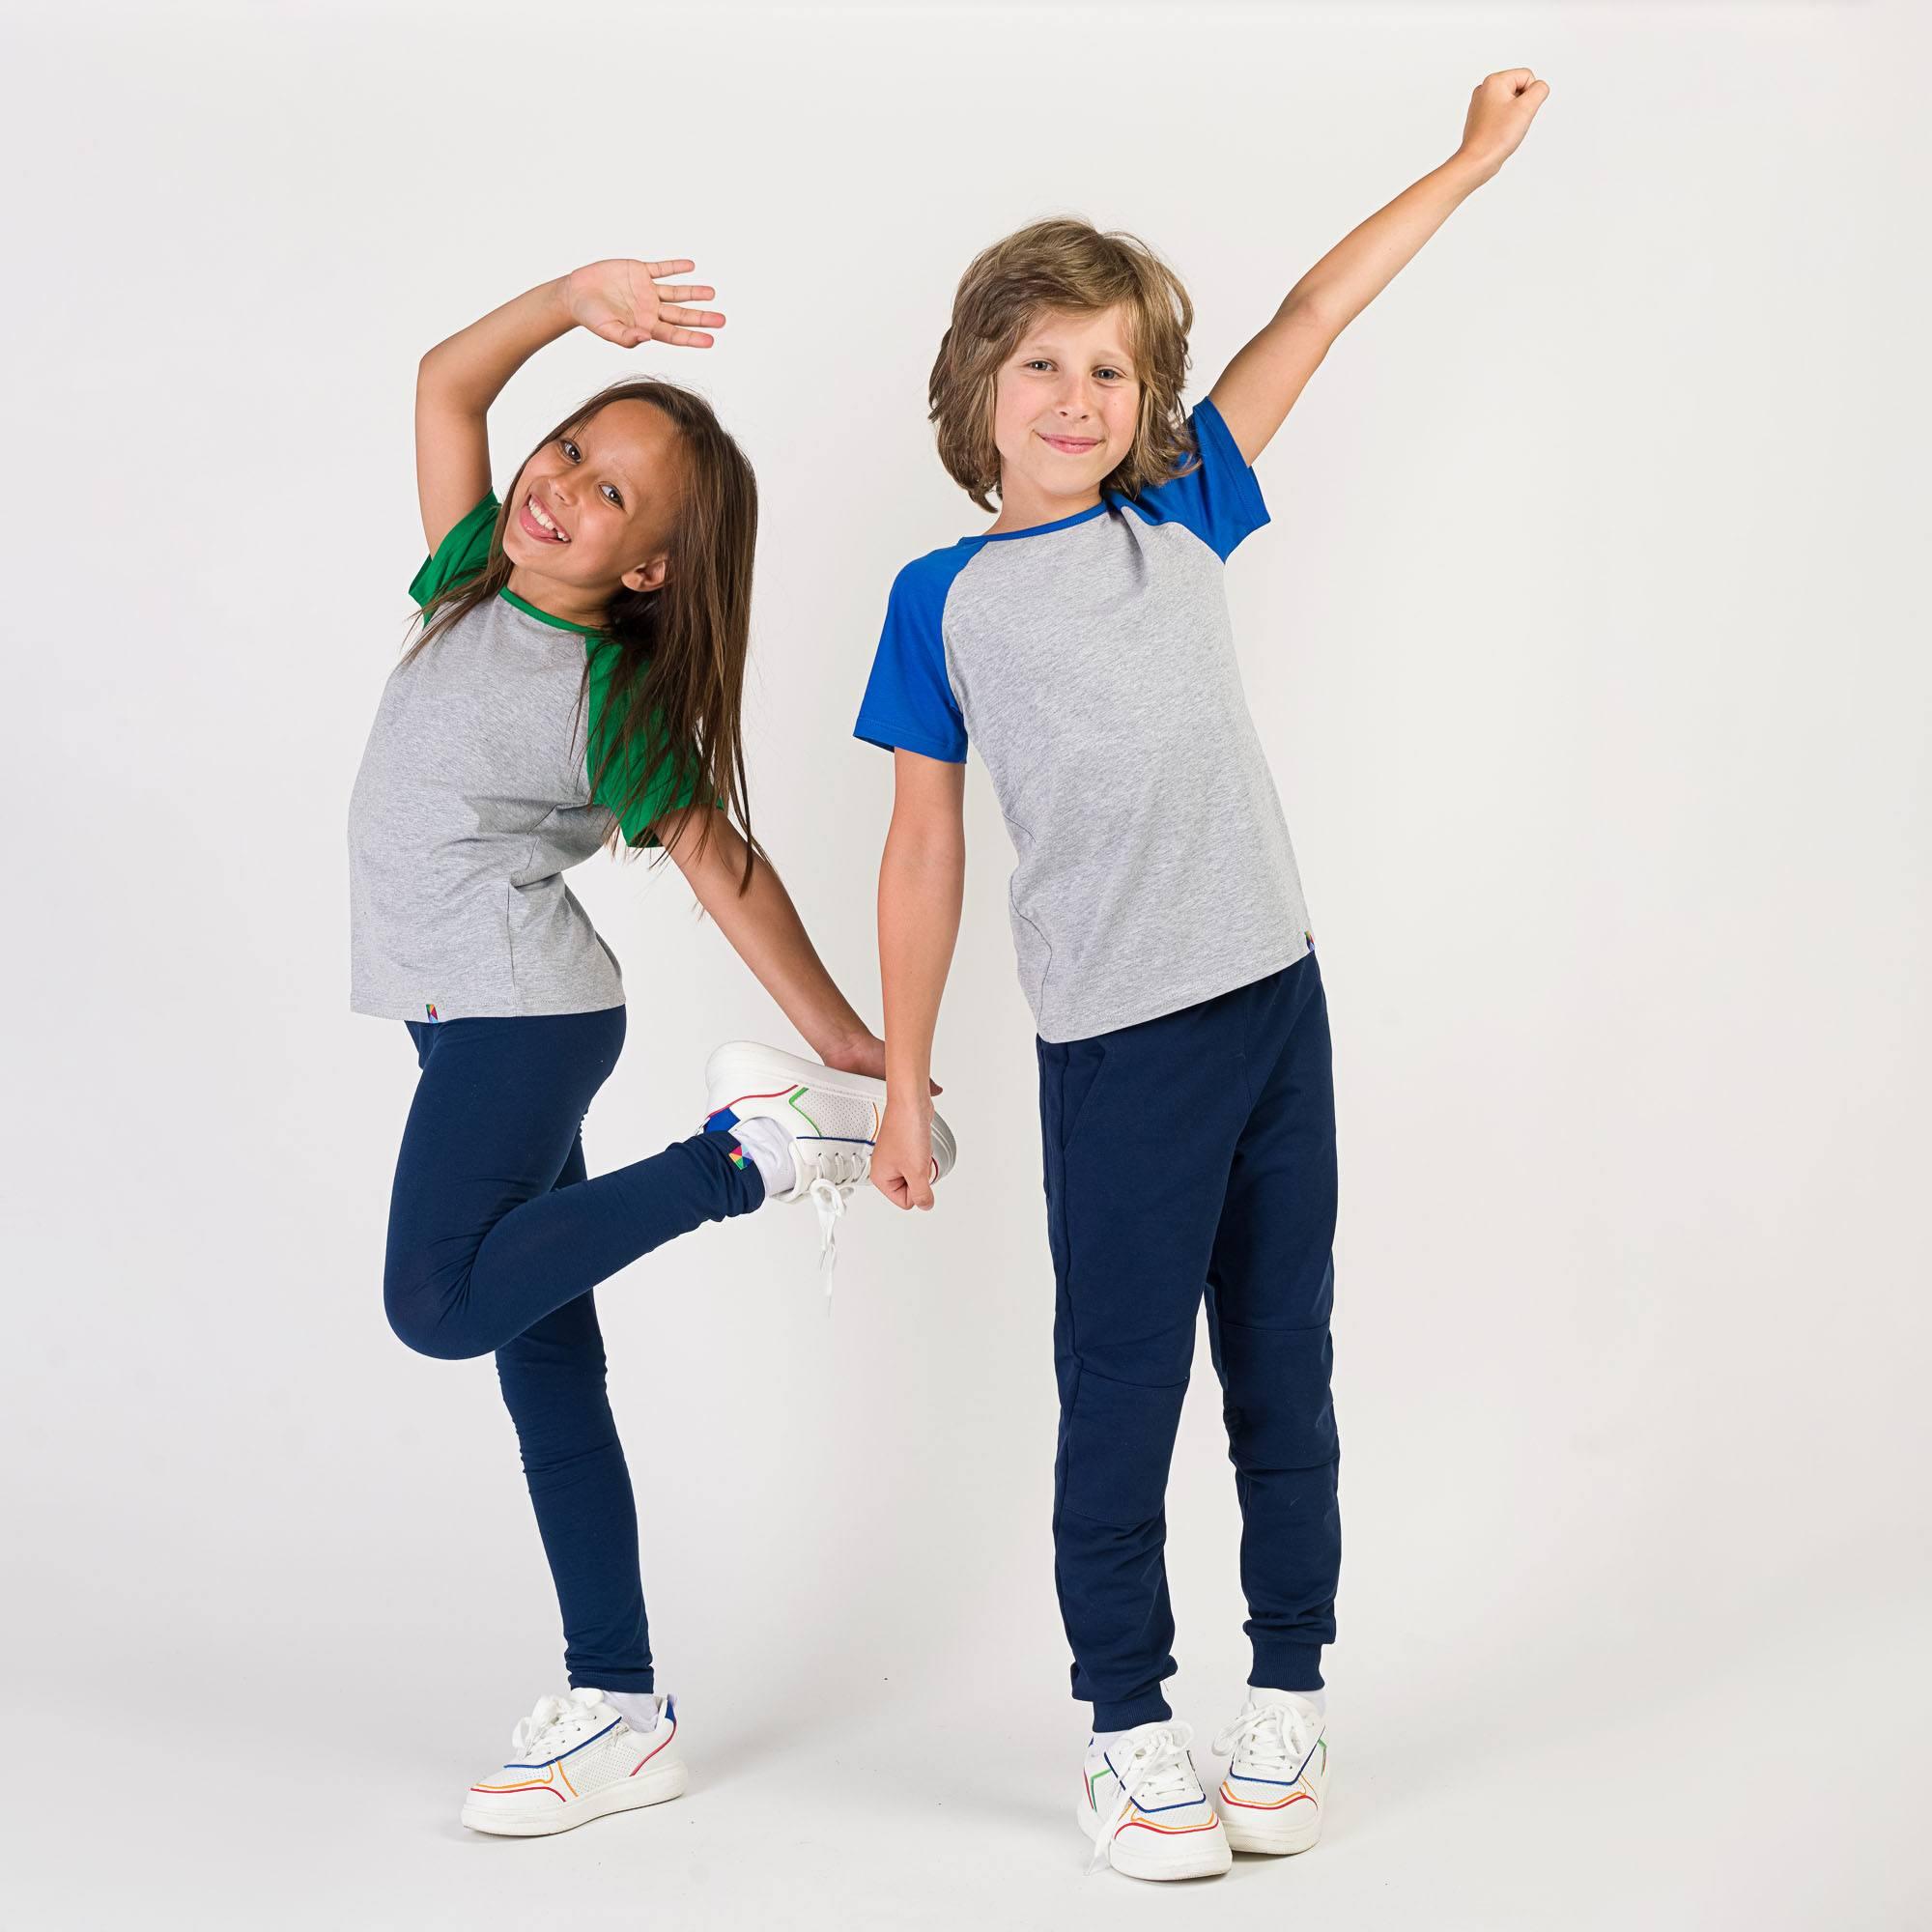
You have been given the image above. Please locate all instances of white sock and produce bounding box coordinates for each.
[607,1690,660,1733]
[1089,1724,1153,1754]
[725,1116,794,1200]
[1249,1684,1325,1717]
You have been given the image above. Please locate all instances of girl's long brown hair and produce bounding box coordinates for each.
[409,379,763,891]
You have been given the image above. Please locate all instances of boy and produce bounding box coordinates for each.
[857,71,1548,1879]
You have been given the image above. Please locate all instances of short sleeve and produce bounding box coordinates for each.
[584,638,702,848]
[408,494,499,608]
[1132,398,1269,561]
[853,557,969,763]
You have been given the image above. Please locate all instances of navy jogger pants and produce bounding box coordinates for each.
[384,1006,764,1690]
[1038,952,1341,1731]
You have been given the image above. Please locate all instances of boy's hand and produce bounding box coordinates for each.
[873,1102,939,1212]
[561,258,725,350]
[1456,69,1550,180]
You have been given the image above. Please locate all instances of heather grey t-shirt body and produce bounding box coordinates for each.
[348,496,693,1023]
[854,398,1312,1044]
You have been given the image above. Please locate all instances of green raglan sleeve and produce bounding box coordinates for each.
[584,637,704,849]
[407,495,500,609]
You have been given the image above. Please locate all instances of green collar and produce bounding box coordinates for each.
[497,586,608,639]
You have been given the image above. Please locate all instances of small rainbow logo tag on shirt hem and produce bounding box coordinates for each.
[425,1003,440,1022]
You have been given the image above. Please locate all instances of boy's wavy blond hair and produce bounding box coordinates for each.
[929,217,1197,513]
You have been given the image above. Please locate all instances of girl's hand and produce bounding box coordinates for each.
[561,258,726,350]
[819,1029,943,1098]
[1456,69,1550,181]
[872,1101,940,1212]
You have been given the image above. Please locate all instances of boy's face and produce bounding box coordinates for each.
[503,398,683,596]
[990,304,1141,517]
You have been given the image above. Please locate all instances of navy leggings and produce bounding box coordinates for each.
[1038,952,1341,1732]
[384,1006,763,1690]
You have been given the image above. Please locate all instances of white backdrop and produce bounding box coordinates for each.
[5,4,1927,1927]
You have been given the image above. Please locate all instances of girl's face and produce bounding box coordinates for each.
[502,398,683,596]
[990,304,1142,521]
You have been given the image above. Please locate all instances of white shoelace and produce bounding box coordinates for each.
[800,1148,868,1302]
[1212,1701,1317,1779]
[508,1689,609,1761]
[1088,1721,1203,1874]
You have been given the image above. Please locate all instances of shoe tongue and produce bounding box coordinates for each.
[1124,1719,1182,1762]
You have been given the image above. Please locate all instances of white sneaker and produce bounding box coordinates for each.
[1077,1720,1233,1882]
[460,1689,684,1836]
[1211,1690,1328,1855]
[703,1042,957,1276]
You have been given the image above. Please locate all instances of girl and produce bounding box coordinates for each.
[349,257,939,1836]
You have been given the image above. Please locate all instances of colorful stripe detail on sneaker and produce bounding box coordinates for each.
[627,1709,678,1776]
[1117,1806,1224,1838]
[1219,1779,1317,1811]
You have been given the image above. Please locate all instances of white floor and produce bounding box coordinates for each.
[12,1142,1926,1929]
[11,1582,1921,1930]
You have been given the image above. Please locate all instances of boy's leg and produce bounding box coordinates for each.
[1039,991,1250,1731]
[495,1134,654,1693]
[384,1009,764,1362]
[1203,952,1341,1692]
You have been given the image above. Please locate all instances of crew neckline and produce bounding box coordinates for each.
[497,587,608,639]
[967,499,1112,546]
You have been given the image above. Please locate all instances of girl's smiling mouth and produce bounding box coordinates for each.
[1038,433,1102,456]
[518,493,571,543]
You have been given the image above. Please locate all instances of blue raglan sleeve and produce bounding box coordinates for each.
[853,556,969,764]
[1135,397,1270,561]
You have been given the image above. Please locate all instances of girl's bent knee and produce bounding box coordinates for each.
[384,1275,490,1361]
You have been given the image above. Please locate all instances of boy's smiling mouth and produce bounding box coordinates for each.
[1038,433,1102,456]
[518,492,571,544]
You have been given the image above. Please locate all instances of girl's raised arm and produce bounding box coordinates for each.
[1209,69,1548,467]
[414,261,726,554]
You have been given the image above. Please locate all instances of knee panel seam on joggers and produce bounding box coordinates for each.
[1057,1361,1192,1530]
[515,1434,628,1482]
[1211,1314,1339,1471]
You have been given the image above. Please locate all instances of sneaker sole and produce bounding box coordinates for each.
[1219,1812,1322,1856]
[461,1760,687,1836]
[1077,1803,1234,1882]
[704,1041,957,1181]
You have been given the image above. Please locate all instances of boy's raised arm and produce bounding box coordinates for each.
[1209,68,1549,466]
[874,750,967,1211]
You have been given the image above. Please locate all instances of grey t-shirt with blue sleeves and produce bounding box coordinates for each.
[348,496,696,1023]
[854,397,1313,1044]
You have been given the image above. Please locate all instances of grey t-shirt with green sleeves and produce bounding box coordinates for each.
[854,398,1313,1044]
[348,496,696,1023]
